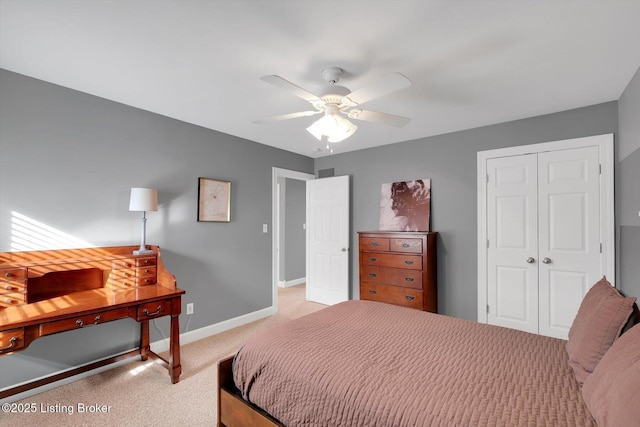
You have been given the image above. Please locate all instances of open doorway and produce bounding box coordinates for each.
[271,168,315,313]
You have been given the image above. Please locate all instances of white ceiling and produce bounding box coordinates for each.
[2,1,640,158]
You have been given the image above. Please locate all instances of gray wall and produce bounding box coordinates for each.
[284,178,306,281]
[2,64,639,389]
[315,101,619,321]
[0,69,313,387]
[618,67,640,299]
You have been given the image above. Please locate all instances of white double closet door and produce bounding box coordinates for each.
[482,136,613,339]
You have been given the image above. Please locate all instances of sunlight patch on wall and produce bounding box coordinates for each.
[11,211,94,251]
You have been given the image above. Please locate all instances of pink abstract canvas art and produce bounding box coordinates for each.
[379,179,431,231]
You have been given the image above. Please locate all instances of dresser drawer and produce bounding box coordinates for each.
[360,237,390,252]
[40,308,129,335]
[0,292,26,307]
[362,253,422,270]
[361,283,423,309]
[361,266,423,289]
[0,328,25,354]
[137,300,171,320]
[390,238,423,253]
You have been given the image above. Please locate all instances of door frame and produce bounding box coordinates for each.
[272,167,315,312]
[477,134,615,323]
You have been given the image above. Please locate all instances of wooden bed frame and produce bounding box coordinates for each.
[218,356,284,427]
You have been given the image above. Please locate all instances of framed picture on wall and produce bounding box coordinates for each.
[198,177,231,222]
[379,178,431,231]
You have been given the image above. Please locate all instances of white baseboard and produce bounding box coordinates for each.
[1,304,277,403]
[277,277,305,289]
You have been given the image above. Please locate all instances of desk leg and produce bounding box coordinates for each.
[169,314,182,383]
[140,320,150,361]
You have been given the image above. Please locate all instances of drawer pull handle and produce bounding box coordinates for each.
[402,243,410,248]
[0,336,18,352]
[372,242,379,246]
[404,277,414,282]
[143,305,163,317]
[144,259,150,265]
[369,257,377,262]
[5,285,14,290]
[5,272,13,278]
[369,290,377,295]
[404,260,414,265]
[75,315,101,328]
[406,296,415,301]
[368,273,377,278]
[145,269,151,273]
[4,298,16,304]
[124,262,132,268]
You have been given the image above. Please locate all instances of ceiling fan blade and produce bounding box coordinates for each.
[347,109,411,127]
[253,110,321,124]
[260,75,322,103]
[343,73,412,106]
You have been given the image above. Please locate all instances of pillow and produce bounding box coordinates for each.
[582,323,640,426]
[566,276,636,385]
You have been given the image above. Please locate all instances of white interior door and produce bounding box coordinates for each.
[306,175,350,305]
[538,146,601,338]
[487,154,539,333]
[484,143,605,338]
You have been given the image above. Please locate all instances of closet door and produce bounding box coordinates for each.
[486,154,539,334]
[538,146,601,338]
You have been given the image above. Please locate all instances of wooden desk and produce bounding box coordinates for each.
[0,245,185,399]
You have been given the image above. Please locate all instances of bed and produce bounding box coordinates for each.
[218,278,640,427]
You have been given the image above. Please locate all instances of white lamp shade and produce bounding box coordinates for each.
[306,113,357,143]
[129,188,158,212]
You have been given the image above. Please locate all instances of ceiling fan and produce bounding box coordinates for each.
[254,67,412,145]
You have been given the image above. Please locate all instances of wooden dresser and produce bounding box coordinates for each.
[0,245,184,399]
[358,231,437,312]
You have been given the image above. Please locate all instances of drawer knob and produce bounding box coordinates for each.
[369,257,377,262]
[404,260,414,265]
[402,243,410,248]
[0,336,18,352]
[5,285,14,290]
[4,298,16,304]
[404,277,414,282]
[144,259,150,265]
[5,272,13,278]
[406,295,415,301]
[368,273,377,278]
[372,242,379,247]
[369,290,377,295]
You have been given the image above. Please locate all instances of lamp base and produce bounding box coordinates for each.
[133,248,155,255]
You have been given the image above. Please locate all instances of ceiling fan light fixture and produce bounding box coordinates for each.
[306,113,357,143]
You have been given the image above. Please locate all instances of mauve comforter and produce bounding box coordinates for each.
[233,300,594,427]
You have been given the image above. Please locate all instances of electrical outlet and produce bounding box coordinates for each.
[186,303,194,315]
[263,224,268,233]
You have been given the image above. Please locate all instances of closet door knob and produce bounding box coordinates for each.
[542,257,552,264]
[526,257,535,264]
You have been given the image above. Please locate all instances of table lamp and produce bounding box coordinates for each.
[129,187,158,255]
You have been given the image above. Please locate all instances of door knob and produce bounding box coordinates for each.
[526,257,535,264]
[341,247,348,252]
[542,257,552,264]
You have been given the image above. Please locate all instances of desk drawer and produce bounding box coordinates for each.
[137,300,171,321]
[40,308,129,335]
[0,281,25,294]
[1,268,27,282]
[0,292,26,307]
[0,328,25,354]
[136,256,156,267]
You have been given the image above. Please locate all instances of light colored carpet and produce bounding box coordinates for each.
[1,285,325,427]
